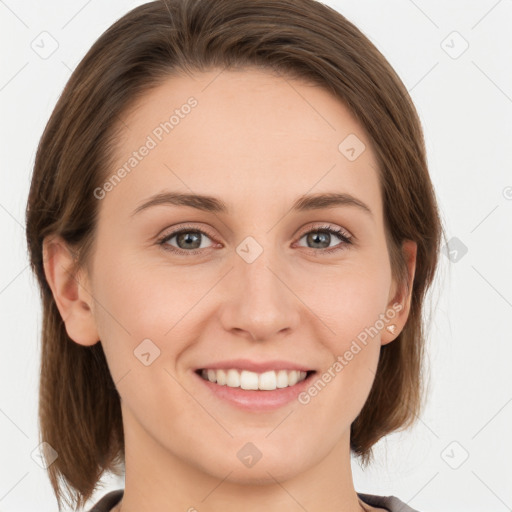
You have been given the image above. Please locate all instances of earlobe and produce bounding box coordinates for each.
[42,235,100,346]
[381,239,417,346]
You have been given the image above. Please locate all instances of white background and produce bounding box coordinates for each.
[0,1,511,511]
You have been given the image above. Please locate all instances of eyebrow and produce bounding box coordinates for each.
[131,191,373,218]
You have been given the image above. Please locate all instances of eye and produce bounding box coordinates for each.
[295,224,353,254]
[157,223,353,257]
[157,225,217,255]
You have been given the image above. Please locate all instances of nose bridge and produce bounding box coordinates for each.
[240,241,281,303]
[220,236,300,340]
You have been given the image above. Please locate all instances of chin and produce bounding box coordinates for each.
[191,442,317,486]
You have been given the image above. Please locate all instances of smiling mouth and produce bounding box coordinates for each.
[196,368,316,391]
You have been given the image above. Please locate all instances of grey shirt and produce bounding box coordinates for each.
[88,489,420,511]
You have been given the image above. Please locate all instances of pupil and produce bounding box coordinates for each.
[178,232,201,249]
[308,232,329,248]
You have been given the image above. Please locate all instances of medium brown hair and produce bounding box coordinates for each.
[25,0,446,509]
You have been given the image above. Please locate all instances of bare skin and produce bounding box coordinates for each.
[44,68,416,512]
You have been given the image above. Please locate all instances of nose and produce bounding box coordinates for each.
[219,246,301,342]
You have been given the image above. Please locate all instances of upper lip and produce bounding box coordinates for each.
[196,359,314,373]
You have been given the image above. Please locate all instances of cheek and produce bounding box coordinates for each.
[298,259,391,343]
[296,262,390,403]
[89,245,217,377]
[91,244,194,333]
[297,271,387,428]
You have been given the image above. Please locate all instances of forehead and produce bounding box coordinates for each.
[101,68,382,221]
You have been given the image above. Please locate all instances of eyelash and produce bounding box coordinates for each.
[157,224,353,256]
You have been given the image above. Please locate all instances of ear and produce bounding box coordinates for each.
[42,235,100,346]
[381,239,417,346]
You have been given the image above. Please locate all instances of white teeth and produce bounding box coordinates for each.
[216,369,227,385]
[240,370,259,390]
[200,368,309,390]
[226,369,240,387]
[259,371,276,390]
[276,370,289,388]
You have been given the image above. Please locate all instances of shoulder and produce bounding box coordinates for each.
[86,489,418,512]
[87,489,124,512]
[358,492,421,512]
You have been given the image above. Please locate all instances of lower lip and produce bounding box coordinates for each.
[194,371,315,411]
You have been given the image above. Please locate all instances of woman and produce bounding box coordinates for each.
[25,0,445,510]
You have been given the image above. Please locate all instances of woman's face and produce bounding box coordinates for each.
[79,68,415,483]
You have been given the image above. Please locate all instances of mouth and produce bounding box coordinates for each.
[193,359,318,411]
[195,368,316,391]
